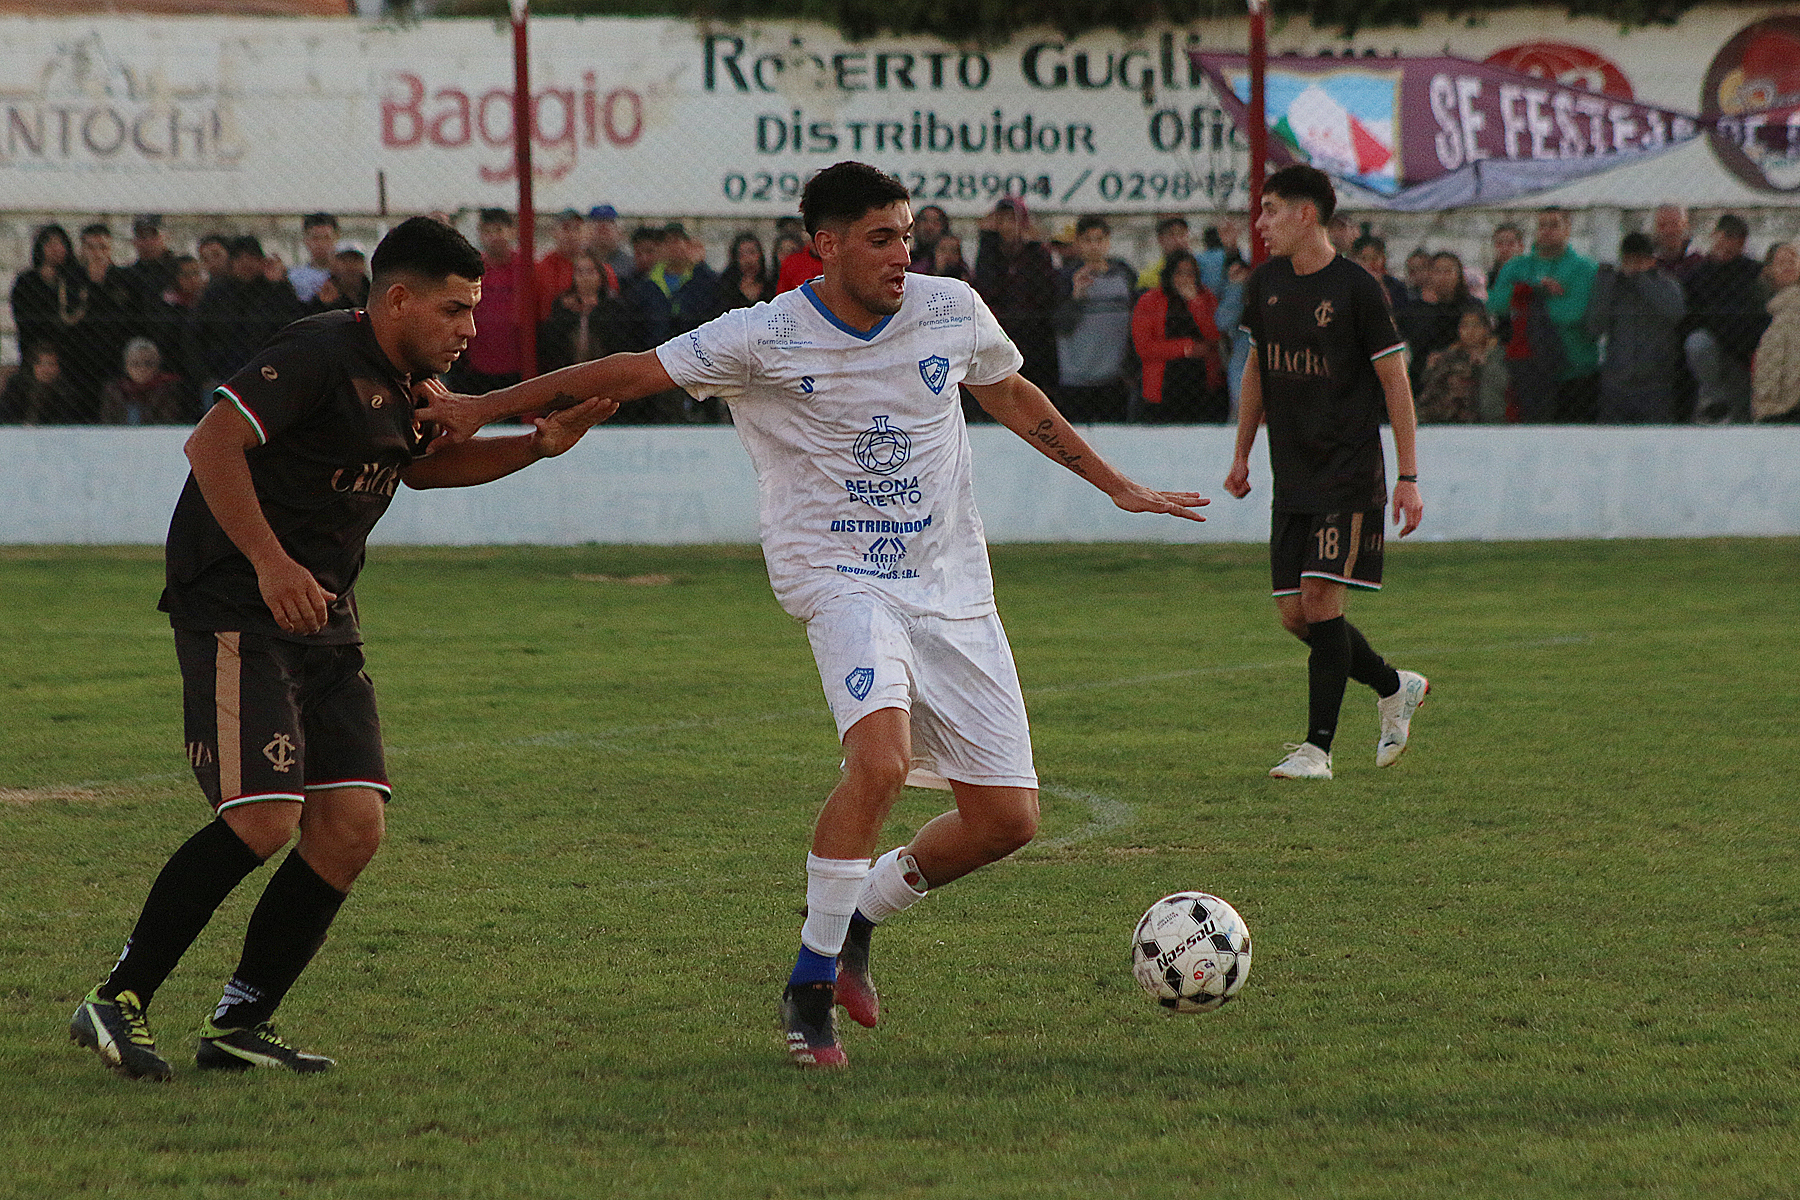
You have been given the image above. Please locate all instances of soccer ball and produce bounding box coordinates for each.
[1131,891,1253,1013]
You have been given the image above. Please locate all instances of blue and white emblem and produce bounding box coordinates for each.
[918,355,951,395]
[845,667,876,701]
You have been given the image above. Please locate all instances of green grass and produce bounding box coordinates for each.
[3,539,1799,1199]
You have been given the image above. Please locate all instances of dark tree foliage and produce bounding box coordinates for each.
[429,0,1697,40]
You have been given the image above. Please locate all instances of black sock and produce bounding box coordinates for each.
[101,819,266,1006]
[1303,616,1352,753]
[212,850,346,1029]
[1346,622,1402,698]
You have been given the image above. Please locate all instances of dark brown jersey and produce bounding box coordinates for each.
[1241,254,1405,513]
[160,310,424,644]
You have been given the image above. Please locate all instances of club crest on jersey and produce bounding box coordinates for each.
[854,415,912,476]
[917,354,951,395]
[845,667,875,701]
[1315,299,1335,327]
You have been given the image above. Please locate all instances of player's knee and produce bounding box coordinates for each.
[844,746,911,801]
[1280,611,1311,639]
[304,801,386,869]
[221,801,301,860]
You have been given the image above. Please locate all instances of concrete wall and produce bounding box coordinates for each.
[3,425,1798,546]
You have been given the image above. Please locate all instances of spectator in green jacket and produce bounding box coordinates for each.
[1487,207,1600,422]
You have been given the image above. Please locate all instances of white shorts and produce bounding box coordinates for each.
[805,593,1038,791]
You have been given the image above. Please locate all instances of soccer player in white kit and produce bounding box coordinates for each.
[418,162,1208,1067]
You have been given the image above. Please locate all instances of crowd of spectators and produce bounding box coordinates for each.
[7,201,1799,426]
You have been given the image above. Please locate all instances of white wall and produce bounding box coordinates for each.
[4,425,1798,546]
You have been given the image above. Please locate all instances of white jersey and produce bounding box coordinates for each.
[657,277,1023,622]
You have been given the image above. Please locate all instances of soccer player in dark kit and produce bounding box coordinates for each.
[70,216,612,1079]
[1223,164,1430,781]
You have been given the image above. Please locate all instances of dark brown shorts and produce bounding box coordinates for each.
[174,630,389,812]
[1270,508,1385,596]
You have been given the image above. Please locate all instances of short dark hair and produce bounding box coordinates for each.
[302,213,339,231]
[228,235,264,259]
[1620,231,1656,258]
[1156,215,1189,236]
[630,225,663,247]
[370,216,484,287]
[477,207,514,227]
[1715,213,1749,241]
[1351,233,1387,257]
[1494,222,1524,240]
[79,222,112,242]
[800,161,911,235]
[1075,214,1110,238]
[1263,164,1337,225]
[198,233,229,251]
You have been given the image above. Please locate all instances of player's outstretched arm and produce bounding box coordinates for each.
[965,372,1208,522]
[1224,353,1263,500]
[1374,351,1423,537]
[415,349,676,445]
[402,394,619,490]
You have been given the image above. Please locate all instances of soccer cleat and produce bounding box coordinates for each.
[70,987,173,1082]
[196,1019,334,1073]
[1375,670,1431,768]
[781,982,847,1068]
[835,920,880,1029]
[1269,742,1333,779]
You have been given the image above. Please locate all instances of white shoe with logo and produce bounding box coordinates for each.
[1269,742,1333,779]
[1376,670,1430,767]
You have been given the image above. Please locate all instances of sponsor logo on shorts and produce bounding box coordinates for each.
[845,667,875,701]
[918,355,951,395]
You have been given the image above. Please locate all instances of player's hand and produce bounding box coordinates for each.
[1540,276,1565,297]
[413,377,486,449]
[1110,483,1208,523]
[256,554,336,636]
[1224,460,1252,499]
[1392,479,1423,537]
[530,396,619,458]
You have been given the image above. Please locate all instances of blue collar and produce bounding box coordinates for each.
[800,281,894,342]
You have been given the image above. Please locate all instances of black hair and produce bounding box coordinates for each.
[1159,249,1201,302]
[228,235,264,259]
[1157,215,1190,236]
[30,223,71,269]
[302,213,339,231]
[1620,231,1656,258]
[477,207,514,227]
[78,222,112,242]
[1263,164,1337,225]
[370,215,484,287]
[1200,226,1224,250]
[630,225,664,246]
[1715,213,1749,241]
[799,161,911,236]
[1075,214,1111,238]
[1351,233,1387,257]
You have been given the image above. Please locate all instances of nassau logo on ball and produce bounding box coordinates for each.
[1130,891,1253,1013]
[853,415,912,476]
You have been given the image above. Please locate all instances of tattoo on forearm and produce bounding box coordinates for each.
[1031,419,1089,477]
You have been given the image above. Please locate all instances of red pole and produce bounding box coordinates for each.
[1248,0,1268,265]
[511,0,538,380]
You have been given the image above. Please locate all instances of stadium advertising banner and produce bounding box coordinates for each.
[0,8,1795,215]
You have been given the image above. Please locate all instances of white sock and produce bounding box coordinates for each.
[799,853,869,956]
[854,847,929,925]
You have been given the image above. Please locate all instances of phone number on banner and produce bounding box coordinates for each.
[720,168,1247,207]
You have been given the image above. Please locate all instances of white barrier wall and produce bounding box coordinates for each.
[3,425,1798,546]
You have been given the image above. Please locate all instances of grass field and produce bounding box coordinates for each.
[3,538,1798,1199]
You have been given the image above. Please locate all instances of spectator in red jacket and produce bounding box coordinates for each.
[1131,249,1224,423]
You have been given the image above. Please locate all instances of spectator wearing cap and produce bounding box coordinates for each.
[121,215,181,316]
[1682,213,1770,423]
[185,234,304,402]
[1583,231,1686,424]
[453,208,525,393]
[287,213,340,303]
[973,196,1058,394]
[586,204,637,283]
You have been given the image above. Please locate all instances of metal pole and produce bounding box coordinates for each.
[1247,0,1268,265]
[511,0,538,380]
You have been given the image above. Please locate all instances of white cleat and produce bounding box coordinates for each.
[1376,670,1430,767]
[1270,742,1333,779]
